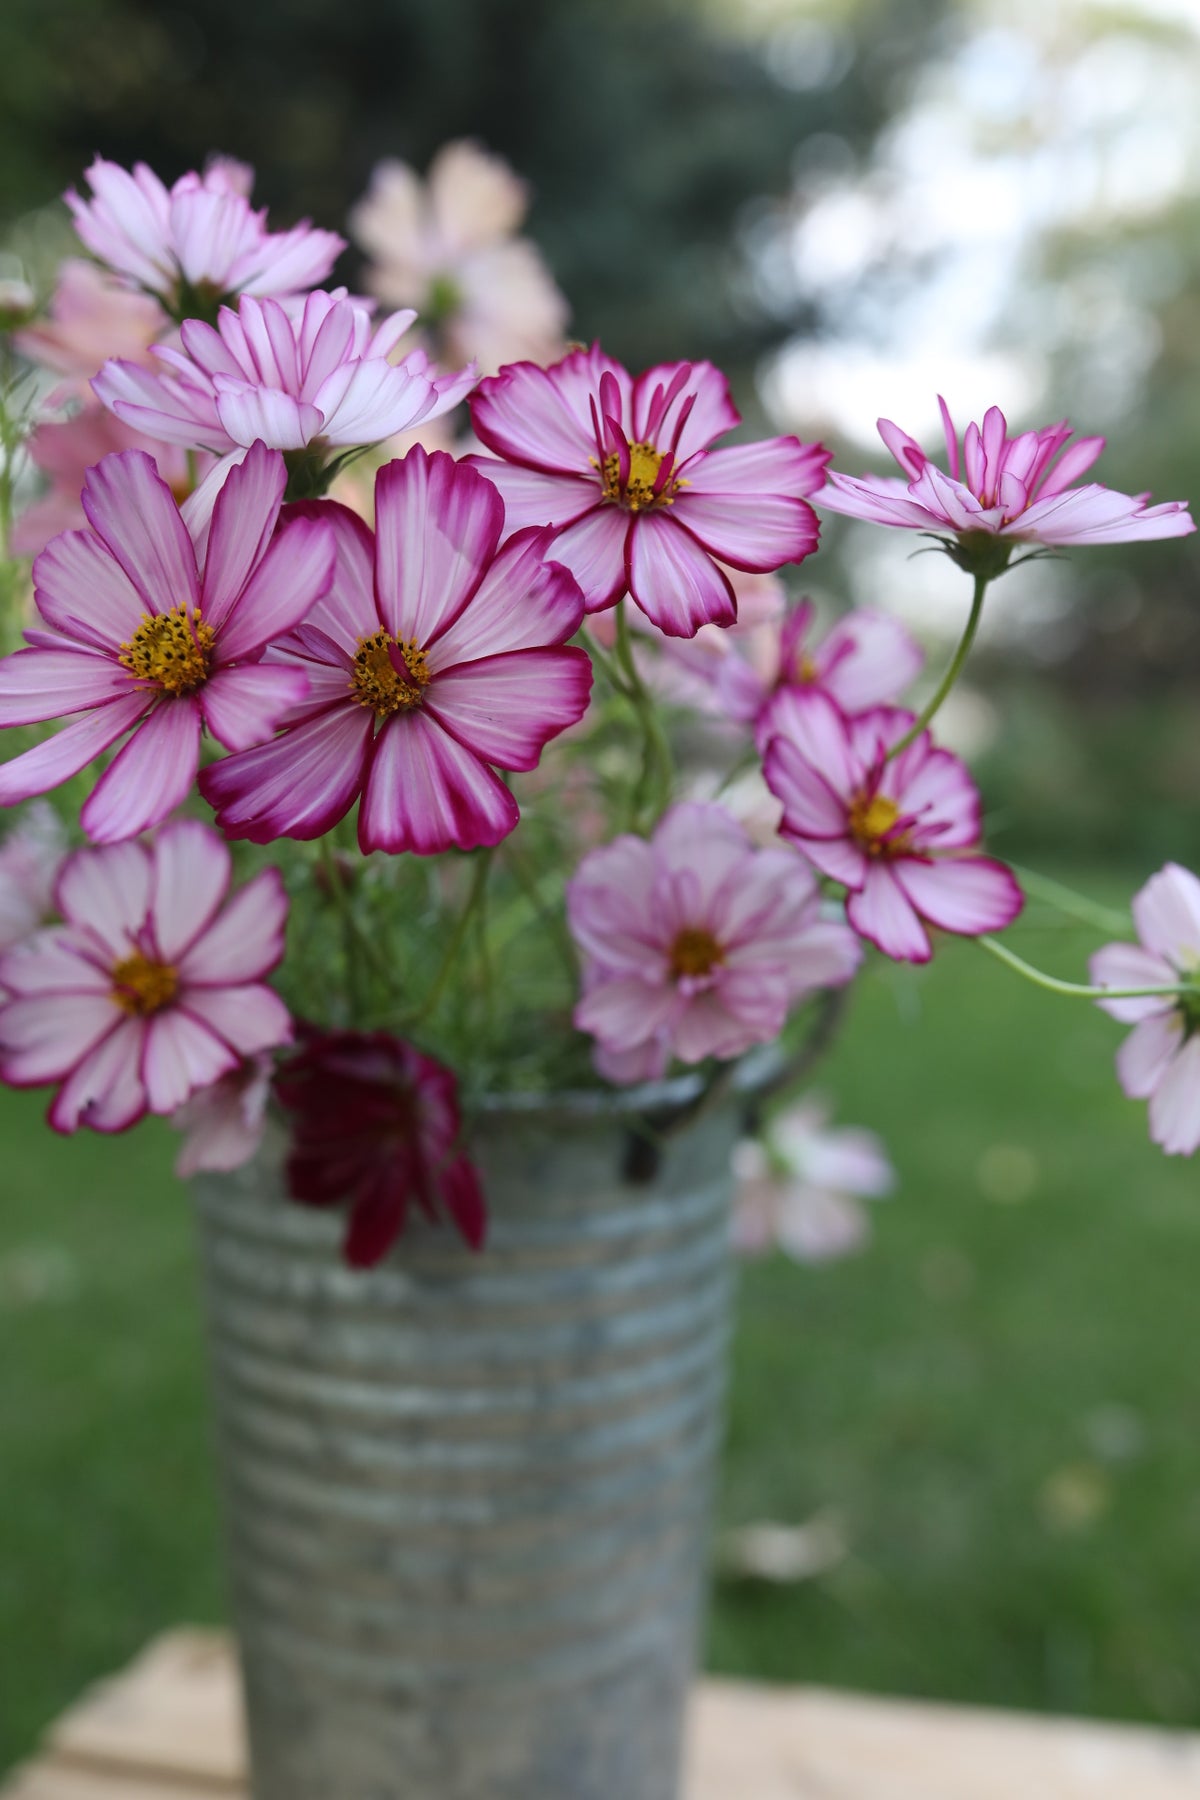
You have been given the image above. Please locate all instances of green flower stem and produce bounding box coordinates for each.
[1009,864,1133,937]
[412,850,493,1025]
[614,601,673,828]
[887,571,989,758]
[978,933,1185,1002]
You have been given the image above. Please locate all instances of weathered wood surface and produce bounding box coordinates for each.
[6,1629,1200,1798]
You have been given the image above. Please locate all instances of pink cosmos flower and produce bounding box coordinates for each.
[15,259,167,401]
[762,693,1023,963]
[0,820,291,1133]
[818,400,1195,553]
[0,442,335,843]
[350,141,570,376]
[66,157,344,315]
[172,1050,274,1178]
[732,1096,895,1264]
[94,289,476,463]
[1090,864,1200,1156]
[465,344,829,637]
[201,448,593,854]
[275,1026,486,1268]
[0,804,65,959]
[566,801,861,1076]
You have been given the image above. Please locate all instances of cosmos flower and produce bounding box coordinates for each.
[0,443,335,842]
[201,448,593,855]
[66,157,344,317]
[171,1051,274,1178]
[274,1026,487,1267]
[14,258,167,401]
[465,344,829,636]
[350,140,569,375]
[817,400,1194,557]
[94,289,477,469]
[763,693,1022,963]
[732,1097,895,1264]
[566,801,861,1075]
[0,820,291,1133]
[1091,863,1200,1156]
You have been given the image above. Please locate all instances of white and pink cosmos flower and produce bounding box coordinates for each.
[818,400,1195,551]
[566,802,861,1078]
[713,599,924,751]
[465,345,829,637]
[0,442,335,843]
[763,693,1023,963]
[0,820,291,1134]
[94,288,477,461]
[350,140,570,376]
[1090,864,1200,1156]
[732,1097,895,1264]
[201,448,594,855]
[66,157,344,315]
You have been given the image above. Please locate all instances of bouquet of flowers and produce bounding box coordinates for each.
[0,145,1195,1278]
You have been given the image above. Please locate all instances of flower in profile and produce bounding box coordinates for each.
[465,344,829,637]
[1090,863,1200,1156]
[566,802,861,1077]
[94,289,477,480]
[350,140,569,375]
[817,400,1194,565]
[15,258,166,400]
[0,442,335,843]
[171,1051,274,1178]
[0,804,65,958]
[732,1097,895,1264]
[713,600,924,750]
[12,409,211,558]
[66,157,344,319]
[274,1027,486,1267]
[0,820,291,1133]
[763,693,1022,963]
[201,448,593,855]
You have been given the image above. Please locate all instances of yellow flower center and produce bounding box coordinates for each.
[848,791,903,856]
[351,631,431,716]
[796,653,820,685]
[597,440,679,512]
[118,606,214,696]
[670,926,725,980]
[111,952,178,1016]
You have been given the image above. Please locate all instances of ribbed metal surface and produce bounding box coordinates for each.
[192,1091,740,1800]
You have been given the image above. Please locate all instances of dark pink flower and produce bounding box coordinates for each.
[763,693,1023,963]
[567,801,861,1076]
[0,442,336,843]
[201,448,593,855]
[818,400,1194,552]
[0,820,291,1133]
[465,344,829,637]
[274,1027,486,1268]
[1090,864,1200,1156]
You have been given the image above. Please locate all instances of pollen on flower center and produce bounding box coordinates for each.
[670,926,725,980]
[351,630,431,716]
[848,791,903,854]
[119,606,214,696]
[598,440,677,512]
[111,951,178,1016]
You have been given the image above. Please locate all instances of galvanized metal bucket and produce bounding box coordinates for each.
[191,1070,749,1800]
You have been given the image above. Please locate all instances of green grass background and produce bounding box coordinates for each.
[3,881,1200,1769]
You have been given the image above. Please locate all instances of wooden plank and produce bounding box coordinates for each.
[9,1629,1200,1798]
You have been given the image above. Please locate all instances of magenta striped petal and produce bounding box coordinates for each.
[429,531,585,666]
[200,704,374,843]
[282,501,378,656]
[790,833,869,889]
[470,356,598,473]
[543,505,628,614]
[148,819,231,962]
[80,449,200,612]
[182,983,291,1057]
[200,665,310,751]
[425,648,592,771]
[47,1016,146,1134]
[374,451,504,647]
[762,735,849,840]
[32,528,145,651]
[893,855,1024,937]
[178,867,288,986]
[0,692,148,808]
[0,991,120,1084]
[80,698,202,844]
[212,379,322,450]
[632,361,738,463]
[626,515,735,637]
[216,513,335,663]
[461,457,596,533]
[847,863,931,963]
[199,438,286,627]
[140,1006,237,1113]
[0,933,110,998]
[0,647,133,727]
[574,976,680,1051]
[358,711,518,855]
[56,839,151,957]
[892,745,982,850]
[677,485,820,572]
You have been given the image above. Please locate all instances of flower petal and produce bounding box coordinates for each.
[174,869,287,993]
[469,354,599,472]
[847,863,931,963]
[0,646,133,727]
[1115,1012,1183,1100]
[626,514,735,638]
[1132,863,1200,965]
[0,992,120,1084]
[1148,1034,1200,1155]
[56,839,151,955]
[181,983,292,1057]
[141,1006,238,1114]
[543,506,628,614]
[1089,942,1176,1023]
[460,457,596,533]
[358,711,518,855]
[80,449,200,612]
[281,501,377,657]
[32,527,146,652]
[893,855,1024,937]
[48,1016,146,1134]
[216,512,336,663]
[148,819,231,963]
[212,378,323,451]
[428,529,586,665]
[374,450,504,647]
[200,665,311,752]
[80,699,202,844]
[0,693,148,808]
[198,438,287,627]
[201,705,374,844]
[574,976,680,1051]
[424,648,593,771]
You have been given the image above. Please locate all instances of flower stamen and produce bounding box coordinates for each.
[118,606,214,696]
[351,630,431,716]
[848,791,905,856]
[596,440,680,512]
[111,951,178,1016]
[670,926,725,980]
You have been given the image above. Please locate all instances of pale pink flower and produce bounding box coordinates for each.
[66,158,344,314]
[172,1051,273,1177]
[818,400,1194,554]
[0,443,335,843]
[0,820,291,1133]
[351,141,569,375]
[763,693,1023,963]
[94,288,475,460]
[1090,864,1200,1156]
[15,259,167,400]
[0,804,65,958]
[201,448,593,855]
[714,600,924,750]
[567,802,861,1075]
[465,344,829,637]
[732,1097,895,1263]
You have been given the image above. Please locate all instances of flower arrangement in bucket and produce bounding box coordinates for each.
[0,144,1196,1798]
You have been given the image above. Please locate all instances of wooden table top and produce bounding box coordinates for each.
[5,1630,1200,1799]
